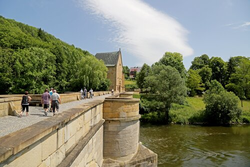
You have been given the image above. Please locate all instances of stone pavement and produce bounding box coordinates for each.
[0,94,111,138]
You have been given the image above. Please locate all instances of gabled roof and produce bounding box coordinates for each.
[95,51,120,67]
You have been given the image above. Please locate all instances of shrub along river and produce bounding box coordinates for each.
[140,124,250,167]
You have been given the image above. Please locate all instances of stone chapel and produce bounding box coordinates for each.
[95,49,125,92]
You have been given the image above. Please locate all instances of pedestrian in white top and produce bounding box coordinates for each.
[51,89,61,116]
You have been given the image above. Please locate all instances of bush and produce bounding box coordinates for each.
[203,80,242,125]
[140,112,166,124]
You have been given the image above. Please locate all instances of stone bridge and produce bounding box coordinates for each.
[0,92,157,167]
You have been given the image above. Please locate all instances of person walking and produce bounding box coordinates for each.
[89,88,93,98]
[80,88,84,100]
[84,87,87,99]
[49,88,53,112]
[51,89,61,116]
[20,91,32,117]
[41,89,50,116]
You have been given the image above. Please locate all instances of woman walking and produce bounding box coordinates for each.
[20,91,32,117]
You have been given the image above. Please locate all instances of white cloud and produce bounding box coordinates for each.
[228,22,250,29]
[77,0,193,65]
[239,22,250,28]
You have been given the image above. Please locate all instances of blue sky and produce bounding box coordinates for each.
[0,0,249,69]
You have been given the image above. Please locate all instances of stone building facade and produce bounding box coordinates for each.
[95,49,125,92]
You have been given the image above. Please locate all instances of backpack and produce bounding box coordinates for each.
[22,95,29,104]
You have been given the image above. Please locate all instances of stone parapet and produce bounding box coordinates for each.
[103,98,140,119]
[0,99,105,167]
[0,97,22,116]
[119,92,134,98]
[0,91,110,117]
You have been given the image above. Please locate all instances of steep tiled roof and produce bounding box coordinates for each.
[95,51,120,66]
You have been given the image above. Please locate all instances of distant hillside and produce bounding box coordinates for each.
[0,16,109,94]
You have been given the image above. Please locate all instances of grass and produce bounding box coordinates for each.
[124,80,137,86]
[140,96,250,124]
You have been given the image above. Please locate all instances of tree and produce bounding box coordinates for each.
[226,56,248,85]
[198,65,212,89]
[226,58,250,102]
[123,66,130,79]
[186,69,205,96]
[159,52,186,78]
[136,63,151,91]
[203,80,242,125]
[144,64,187,123]
[190,54,210,70]
[0,16,109,93]
[209,57,227,86]
[70,56,109,91]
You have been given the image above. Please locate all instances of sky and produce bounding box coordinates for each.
[0,0,249,69]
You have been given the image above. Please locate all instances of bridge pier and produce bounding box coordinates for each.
[102,93,157,166]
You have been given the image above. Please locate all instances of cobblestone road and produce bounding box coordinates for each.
[0,94,111,137]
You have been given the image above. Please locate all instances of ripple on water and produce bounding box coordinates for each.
[140,124,250,167]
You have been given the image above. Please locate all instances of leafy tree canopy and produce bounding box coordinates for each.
[159,52,186,78]
[0,16,108,93]
[136,63,151,91]
[144,64,187,123]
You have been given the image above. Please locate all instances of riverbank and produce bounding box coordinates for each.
[139,96,250,125]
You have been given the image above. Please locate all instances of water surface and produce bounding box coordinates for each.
[140,124,250,167]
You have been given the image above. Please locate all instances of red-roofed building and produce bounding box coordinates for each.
[129,67,142,79]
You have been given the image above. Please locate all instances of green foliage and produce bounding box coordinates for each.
[123,66,130,79]
[209,57,227,86]
[198,65,212,89]
[226,56,248,83]
[140,111,166,124]
[226,58,250,99]
[125,84,138,90]
[136,63,151,90]
[159,52,186,78]
[190,54,210,70]
[186,69,205,96]
[0,16,109,93]
[133,93,140,99]
[203,80,242,125]
[125,79,138,91]
[144,63,187,123]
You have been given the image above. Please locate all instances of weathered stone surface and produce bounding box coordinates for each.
[0,147,12,164]
[102,143,157,167]
[6,141,42,167]
[41,132,57,160]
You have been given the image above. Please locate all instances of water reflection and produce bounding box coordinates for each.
[140,124,250,167]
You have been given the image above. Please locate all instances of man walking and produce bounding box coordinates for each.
[41,89,50,116]
[51,89,61,116]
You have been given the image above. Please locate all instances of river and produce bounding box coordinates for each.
[140,124,250,167]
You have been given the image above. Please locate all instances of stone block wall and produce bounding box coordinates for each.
[107,66,116,91]
[0,97,22,117]
[0,100,105,167]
